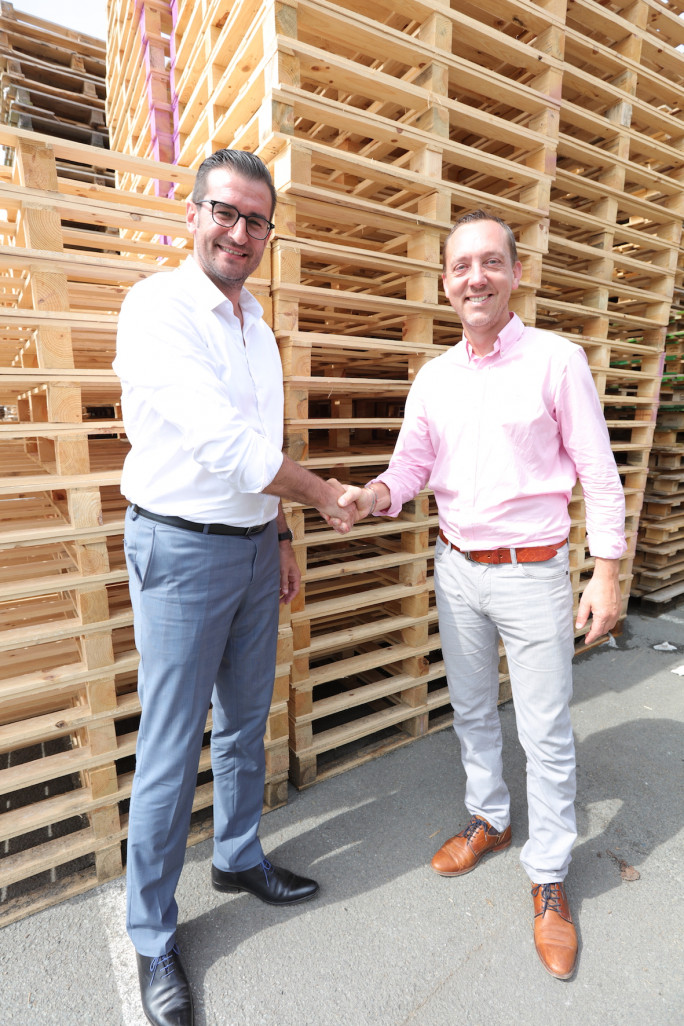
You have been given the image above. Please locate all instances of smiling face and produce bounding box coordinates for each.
[442,219,522,355]
[186,167,274,306]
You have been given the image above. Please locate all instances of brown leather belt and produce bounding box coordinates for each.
[438,529,566,565]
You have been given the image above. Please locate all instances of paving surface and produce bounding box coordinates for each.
[1,604,683,1026]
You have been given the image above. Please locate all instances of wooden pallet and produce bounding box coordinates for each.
[4,0,682,920]
[106,0,175,194]
[104,0,683,791]
[0,2,109,179]
[0,126,290,925]
[633,264,684,596]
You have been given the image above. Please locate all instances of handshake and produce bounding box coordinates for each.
[319,479,388,534]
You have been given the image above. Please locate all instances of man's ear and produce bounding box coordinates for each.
[512,260,523,291]
[186,199,198,234]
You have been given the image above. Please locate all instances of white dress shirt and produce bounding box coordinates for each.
[114,256,284,526]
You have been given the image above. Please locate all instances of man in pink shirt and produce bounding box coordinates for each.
[336,211,625,980]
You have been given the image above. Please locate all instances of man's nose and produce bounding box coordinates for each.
[226,215,249,243]
[468,262,487,286]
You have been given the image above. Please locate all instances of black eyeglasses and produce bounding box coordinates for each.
[196,200,274,240]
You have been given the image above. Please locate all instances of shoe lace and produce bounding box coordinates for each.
[533,882,564,915]
[149,944,179,985]
[259,858,274,885]
[462,816,490,841]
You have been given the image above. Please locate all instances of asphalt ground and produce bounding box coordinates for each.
[1,602,683,1026]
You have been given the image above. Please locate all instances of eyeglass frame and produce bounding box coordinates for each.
[194,199,275,240]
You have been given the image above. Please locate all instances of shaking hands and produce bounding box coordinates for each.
[321,480,387,534]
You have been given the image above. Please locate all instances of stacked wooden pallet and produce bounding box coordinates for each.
[632,277,684,605]
[0,125,291,927]
[105,0,175,195]
[3,0,681,923]
[103,0,684,789]
[0,3,110,183]
[157,0,566,787]
[538,0,684,612]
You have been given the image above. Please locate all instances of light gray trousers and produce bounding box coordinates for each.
[434,535,577,883]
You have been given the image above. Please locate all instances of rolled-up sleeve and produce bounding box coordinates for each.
[555,348,626,559]
[373,370,435,516]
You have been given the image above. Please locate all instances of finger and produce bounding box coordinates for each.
[336,504,356,524]
[586,607,611,640]
[584,623,601,645]
[575,599,589,630]
[337,488,357,508]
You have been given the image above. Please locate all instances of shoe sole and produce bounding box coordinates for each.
[142,1010,194,1026]
[431,837,512,877]
[211,879,320,905]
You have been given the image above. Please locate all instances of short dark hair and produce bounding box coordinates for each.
[191,149,277,219]
[443,209,518,271]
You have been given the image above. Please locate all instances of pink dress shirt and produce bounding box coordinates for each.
[375,314,626,559]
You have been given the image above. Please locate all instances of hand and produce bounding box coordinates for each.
[576,557,621,645]
[316,478,358,534]
[278,540,301,605]
[323,484,372,533]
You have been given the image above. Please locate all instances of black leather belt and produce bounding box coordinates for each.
[131,505,269,536]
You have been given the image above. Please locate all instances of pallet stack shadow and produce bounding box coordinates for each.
[0,2,110,185]
[0,126,290,928]
[632,267,684,607]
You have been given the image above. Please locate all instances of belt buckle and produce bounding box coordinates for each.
[245,523,262,537]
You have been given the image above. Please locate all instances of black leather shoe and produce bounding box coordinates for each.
[136,944,194,1026]
[211,857,319,905]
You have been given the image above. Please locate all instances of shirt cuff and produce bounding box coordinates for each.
[369,473,403,517]
[586,532,627,560]
[242,446,284,494]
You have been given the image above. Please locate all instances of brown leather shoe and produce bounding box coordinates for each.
[532,882,578,980]
[431,815,511,876]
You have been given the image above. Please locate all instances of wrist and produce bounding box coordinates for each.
[364,486,377,516]
[278,528,293,543]
[593,556,620,579]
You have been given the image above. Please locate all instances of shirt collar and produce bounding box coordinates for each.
[181,255,263,322]
[462,312,524,362]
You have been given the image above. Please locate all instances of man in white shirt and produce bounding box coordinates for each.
[114,149,354,1026]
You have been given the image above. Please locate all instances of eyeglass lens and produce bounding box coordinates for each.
[209,202,271,239]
